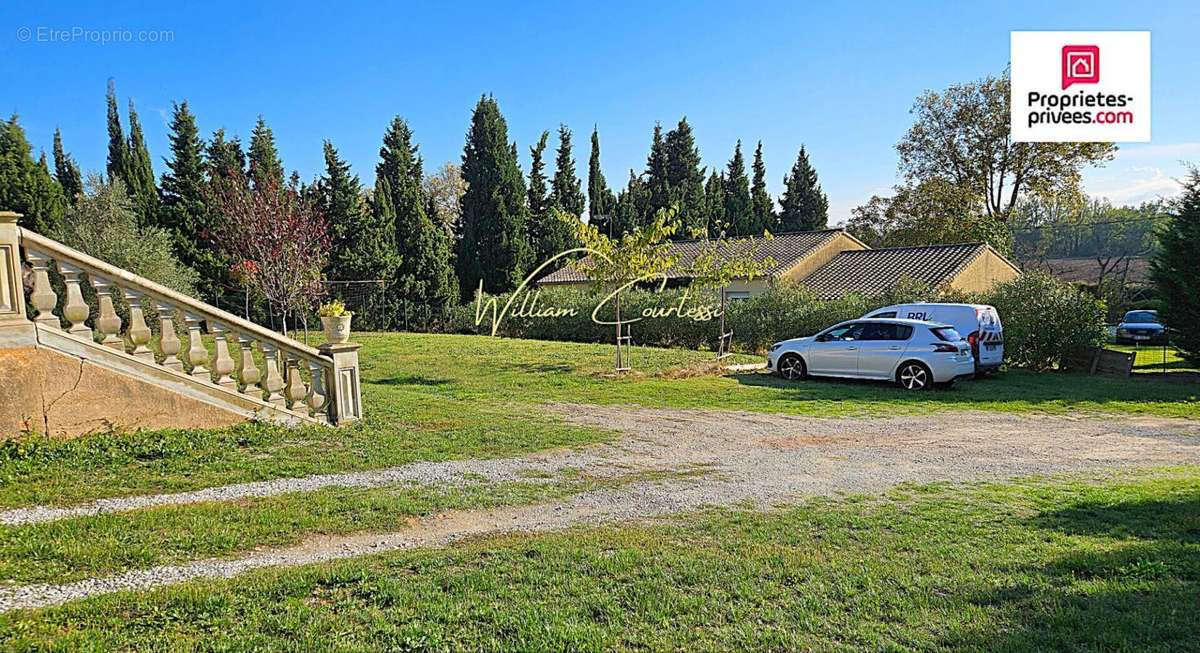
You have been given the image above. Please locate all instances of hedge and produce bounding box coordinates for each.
[444,272,1106,370]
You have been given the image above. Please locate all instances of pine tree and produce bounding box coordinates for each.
[207,129,246,182]
[105,80,126,183]
[644,123,671,223]
[377,117,457,327]
[248,116,283,191]
[723,141,752,236]
[456,95,531,297]
[52,128,83,205]
[0,116,67,236]
[1150,169,1200,364]
[704,170,727,237]
[779,145,829,231]
[550,125,585,218]
[587,126,616,234]
[124,99,159,226]
[750,141,774,233]
[664,117,706,236]
[160,101,224,300]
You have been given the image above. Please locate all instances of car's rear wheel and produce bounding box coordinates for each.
[777,353,806,380]
[896,361,931,391]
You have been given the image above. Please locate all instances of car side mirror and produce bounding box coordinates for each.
[815,334,828,342]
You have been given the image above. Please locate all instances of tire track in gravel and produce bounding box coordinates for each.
[2,406,1198,611]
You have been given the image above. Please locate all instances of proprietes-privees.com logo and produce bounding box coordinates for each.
[1011,31,1150,143]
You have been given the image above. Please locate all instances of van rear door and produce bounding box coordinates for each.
[976,306,1004,365]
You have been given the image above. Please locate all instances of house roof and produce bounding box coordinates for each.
[537,229,851,285]
[798,242,1005,299]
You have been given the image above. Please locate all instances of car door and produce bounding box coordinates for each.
[807,323,864,376]
[856,323,912,379]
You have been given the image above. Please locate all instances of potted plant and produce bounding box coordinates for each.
[319,299,353,344]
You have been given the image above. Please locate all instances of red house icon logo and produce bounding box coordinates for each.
[1062,45,1100,89]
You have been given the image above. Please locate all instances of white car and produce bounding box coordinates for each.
[862,303,1004,374]
[766,318,975,390]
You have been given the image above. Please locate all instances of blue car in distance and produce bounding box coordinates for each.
[1115,309,1167,344]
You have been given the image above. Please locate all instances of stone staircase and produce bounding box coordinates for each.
[0,211,362,437]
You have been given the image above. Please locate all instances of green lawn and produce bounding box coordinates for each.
[4,468,1197,651]
[3,333,1197,511]
[1110,343,1200,374]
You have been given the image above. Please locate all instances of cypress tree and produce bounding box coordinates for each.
[1150,169,1200,364]
[160,101,223,300]
[723,141,752,236]
[587,126,616,234]
[527,131,550,218]
[207,129,246,182]
[664,117,706,236]
[779,145,829,231]
[248,116,284,191]
[52,128,83,205]
[644,123,670,222]
[0,116,67,236]
[124,100,159,226]
[613,170,649,237]
[105,80,126,183]
[750,140,774,233]
[550,124,585,218]
[456,95,531,297]
[377,117,457,326]
[705,170,727,237]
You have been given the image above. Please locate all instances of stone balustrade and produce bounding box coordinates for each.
[0,211,362,427]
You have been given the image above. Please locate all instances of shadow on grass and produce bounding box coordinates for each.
[371,374,456,387]
[731,369,1200,407]
[954,495,1200,651]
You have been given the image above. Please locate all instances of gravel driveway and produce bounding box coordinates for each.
[2,405,1198,611]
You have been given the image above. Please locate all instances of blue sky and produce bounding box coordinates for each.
[2,1,1197,223]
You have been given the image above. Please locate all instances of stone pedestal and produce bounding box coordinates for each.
[318,341,362,425]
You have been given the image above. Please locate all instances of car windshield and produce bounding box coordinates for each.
[931,326,963,342]
[1124,311,1159,323]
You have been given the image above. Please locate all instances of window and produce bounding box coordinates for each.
[869,311,897,319]
[860,323,914,341]
[820,323,864,341]
[725,291,751,301]
[1124,311,1159,323]
[931,327,963,342]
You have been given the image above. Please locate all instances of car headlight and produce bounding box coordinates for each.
[769,343,782,352]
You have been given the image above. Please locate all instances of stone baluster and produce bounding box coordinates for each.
[182,312,210,379]
[284,354,309,410]
[318,341,363,425]
[24,250,59,329]
[155,300,184,372]
[123,288,154,361]
[90,276,124,350]
[0,211,36,346]
[210,323,237,389]
[58,263,92,337]
[260,342,286,407]
[236,334,262,396]
[306,361,329,420]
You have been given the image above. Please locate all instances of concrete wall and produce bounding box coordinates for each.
[950,248,1021,294]
[1,345,246,439]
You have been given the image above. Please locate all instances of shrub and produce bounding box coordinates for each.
[980,271,1106,370]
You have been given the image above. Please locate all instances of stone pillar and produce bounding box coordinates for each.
[318,341,362,425]
[0,211,36,347]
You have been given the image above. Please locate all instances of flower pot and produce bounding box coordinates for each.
[321,314,352,344]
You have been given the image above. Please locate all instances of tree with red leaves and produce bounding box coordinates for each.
[209,168,330,336]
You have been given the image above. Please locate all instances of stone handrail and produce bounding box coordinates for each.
[2,212,362,426]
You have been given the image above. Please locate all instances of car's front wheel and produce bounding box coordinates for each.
[896,361,932,391]
[777,353,807,380]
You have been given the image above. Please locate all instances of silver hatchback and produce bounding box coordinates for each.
[766,318,975,390]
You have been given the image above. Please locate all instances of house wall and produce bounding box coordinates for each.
[779,232,869,284]
[949,249,1021,293]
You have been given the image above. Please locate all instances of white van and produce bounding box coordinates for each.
[861,303,1004,374]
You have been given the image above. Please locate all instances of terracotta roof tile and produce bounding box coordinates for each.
[537,229,844,285]
[799,243,989,299]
